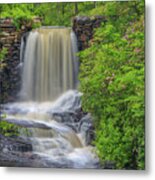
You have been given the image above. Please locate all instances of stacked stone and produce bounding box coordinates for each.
[0,18,40,103]
[0,19,25,103]
[72,16,107,50]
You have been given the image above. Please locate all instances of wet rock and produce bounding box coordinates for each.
[79,114,95,145]
[0,135,46,167]
[50,105,94,145]
[51,111,75,123]
[43,157,73,168]
[0,151,46,167]
[0,134,33,153]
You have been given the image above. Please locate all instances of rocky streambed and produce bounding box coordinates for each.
[0,90,99,168]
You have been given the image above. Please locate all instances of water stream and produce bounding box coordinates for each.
[2,28,99,168]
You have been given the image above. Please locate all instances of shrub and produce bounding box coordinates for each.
[78,1,144,169]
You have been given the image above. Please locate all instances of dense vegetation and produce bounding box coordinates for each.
[0,2,100,28]
[79,1,145,169]
[0,1,145,169]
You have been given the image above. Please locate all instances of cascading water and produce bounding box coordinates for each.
[20,28,78,101]
[1,28,99,168]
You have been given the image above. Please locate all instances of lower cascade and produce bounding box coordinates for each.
[1,27,99,168]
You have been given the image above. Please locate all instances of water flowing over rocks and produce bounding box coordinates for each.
[0,18,107,168]
[1,90,99,168]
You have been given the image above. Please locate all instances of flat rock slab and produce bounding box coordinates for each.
[2,118,53,129]
[0,134,32,152]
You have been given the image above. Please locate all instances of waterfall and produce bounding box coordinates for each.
[1,27,99,168]
[20,28,79,102]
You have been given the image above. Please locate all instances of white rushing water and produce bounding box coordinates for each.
[20,28,79,102]
[2,28,98,168]
[3,91,99,168]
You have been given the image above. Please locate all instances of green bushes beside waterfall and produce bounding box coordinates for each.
[78,1,145,169]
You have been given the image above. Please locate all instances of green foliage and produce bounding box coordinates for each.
[0,47,8,71]
[0,4,35,29]
[78,1,145,169]
[0,114,20,137]
[32,2,98,26]
[0,2,109,27]
[0,114,31,137]
[32,21,42,29]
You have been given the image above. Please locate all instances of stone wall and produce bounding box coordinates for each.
[0,16,105,103]
[0,18,40,103]
[72,16,107,50]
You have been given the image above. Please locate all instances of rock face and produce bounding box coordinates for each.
[0,134,36,167]
[0,18,41,104]
[0,134,32,152]
[72,16,107,50]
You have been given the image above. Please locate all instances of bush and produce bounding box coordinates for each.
[0,114,20,137]
[78,1,144,169]
[0,114,31,137]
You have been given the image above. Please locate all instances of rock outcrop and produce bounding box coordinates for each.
[72,16,107,50]
[0,18,41,103]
